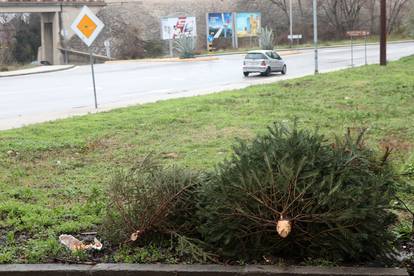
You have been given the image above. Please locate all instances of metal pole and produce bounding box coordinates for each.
[380,0,387,66]
[65,50,68,65]
[351,36,354,67]
[206,13,210,51]
[169,39,173,57]
[313,0,319,74]
[365,34,368,65]
[232,13,238,49]
[289,0,293,47]
[89,48,98,109]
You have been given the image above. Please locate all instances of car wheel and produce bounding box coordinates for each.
[281,65,287,75]
[243,72,249,77]
[264,67,271,76]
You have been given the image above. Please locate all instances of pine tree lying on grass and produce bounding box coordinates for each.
[101,157,217,262]
[197,122,398,262]
[101,156,200,244]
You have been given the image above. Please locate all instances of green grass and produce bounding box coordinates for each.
[0,56,413,264]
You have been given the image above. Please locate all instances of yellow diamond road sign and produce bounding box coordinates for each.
[77,15,97,38]
[71,6,104,47]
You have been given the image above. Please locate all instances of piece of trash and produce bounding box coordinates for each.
[130,230,144,241]
[59,234,103,252]
[80,232,98,236]
[6,150,19,157]
[263,255,271,263]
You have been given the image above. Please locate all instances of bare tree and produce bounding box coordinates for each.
[320,0,367,37]
[297,0,311,42]
[409,2,414,36]
[245,0,409,42]
[387,0,409,34]
[0,15,16,65]
[268,0,290,23]
[365,0,378,34]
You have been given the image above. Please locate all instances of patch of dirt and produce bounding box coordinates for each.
[379,135,413,153]
[162,152,179,159]
[82,136,123,153]
[190,125,254,143]
[280,79,314,89]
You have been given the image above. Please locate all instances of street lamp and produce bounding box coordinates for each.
[313,0,319,74]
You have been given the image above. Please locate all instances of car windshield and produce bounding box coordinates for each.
[245,53,266,60]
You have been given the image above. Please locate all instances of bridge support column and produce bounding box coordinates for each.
[40,12,63,65]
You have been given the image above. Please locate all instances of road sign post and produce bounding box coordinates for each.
[104,39,111,58]
[346,30,370,67]
[89,48,98,109]
[288,34,302,48]
[71,6,104,109]
[365,34,368,65]
[351,35,354,67]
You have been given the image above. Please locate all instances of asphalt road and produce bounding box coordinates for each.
[1,42,413,130]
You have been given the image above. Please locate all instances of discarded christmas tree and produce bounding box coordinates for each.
[198,122,398,262]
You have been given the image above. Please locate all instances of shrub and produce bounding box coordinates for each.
[144,40,164,58]
[408,7,414,37]
[12,14,40,64]
[197,122,398,262]
[259,27,275,50]
[174,35,196,59]
[0,46,15,66]
[101,157,199,244]
[117,26,145,60]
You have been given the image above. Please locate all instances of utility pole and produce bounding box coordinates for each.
[289,0,293,47]
[313,0,319,74]
[380,0,387,66]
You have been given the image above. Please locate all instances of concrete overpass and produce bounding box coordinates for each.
[0,0,106,64]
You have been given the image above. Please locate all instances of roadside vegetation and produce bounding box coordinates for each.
[0,14,40,71]
[202,34,414,56]
[0,56,413,268]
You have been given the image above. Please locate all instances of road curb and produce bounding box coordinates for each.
[0,264,408,276]
[295,39,414,51]
[105,56,220,64]
[0,65,76,78]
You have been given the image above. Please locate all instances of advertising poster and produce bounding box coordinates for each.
[161,16,197,40]
[207,13,233,42]
[236,12,261,37]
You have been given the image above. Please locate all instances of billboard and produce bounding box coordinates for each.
[161,16,197,40]
[236,12,261,37]
[207,13,234,41]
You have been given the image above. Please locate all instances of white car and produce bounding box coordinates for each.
[243,50,287,77]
